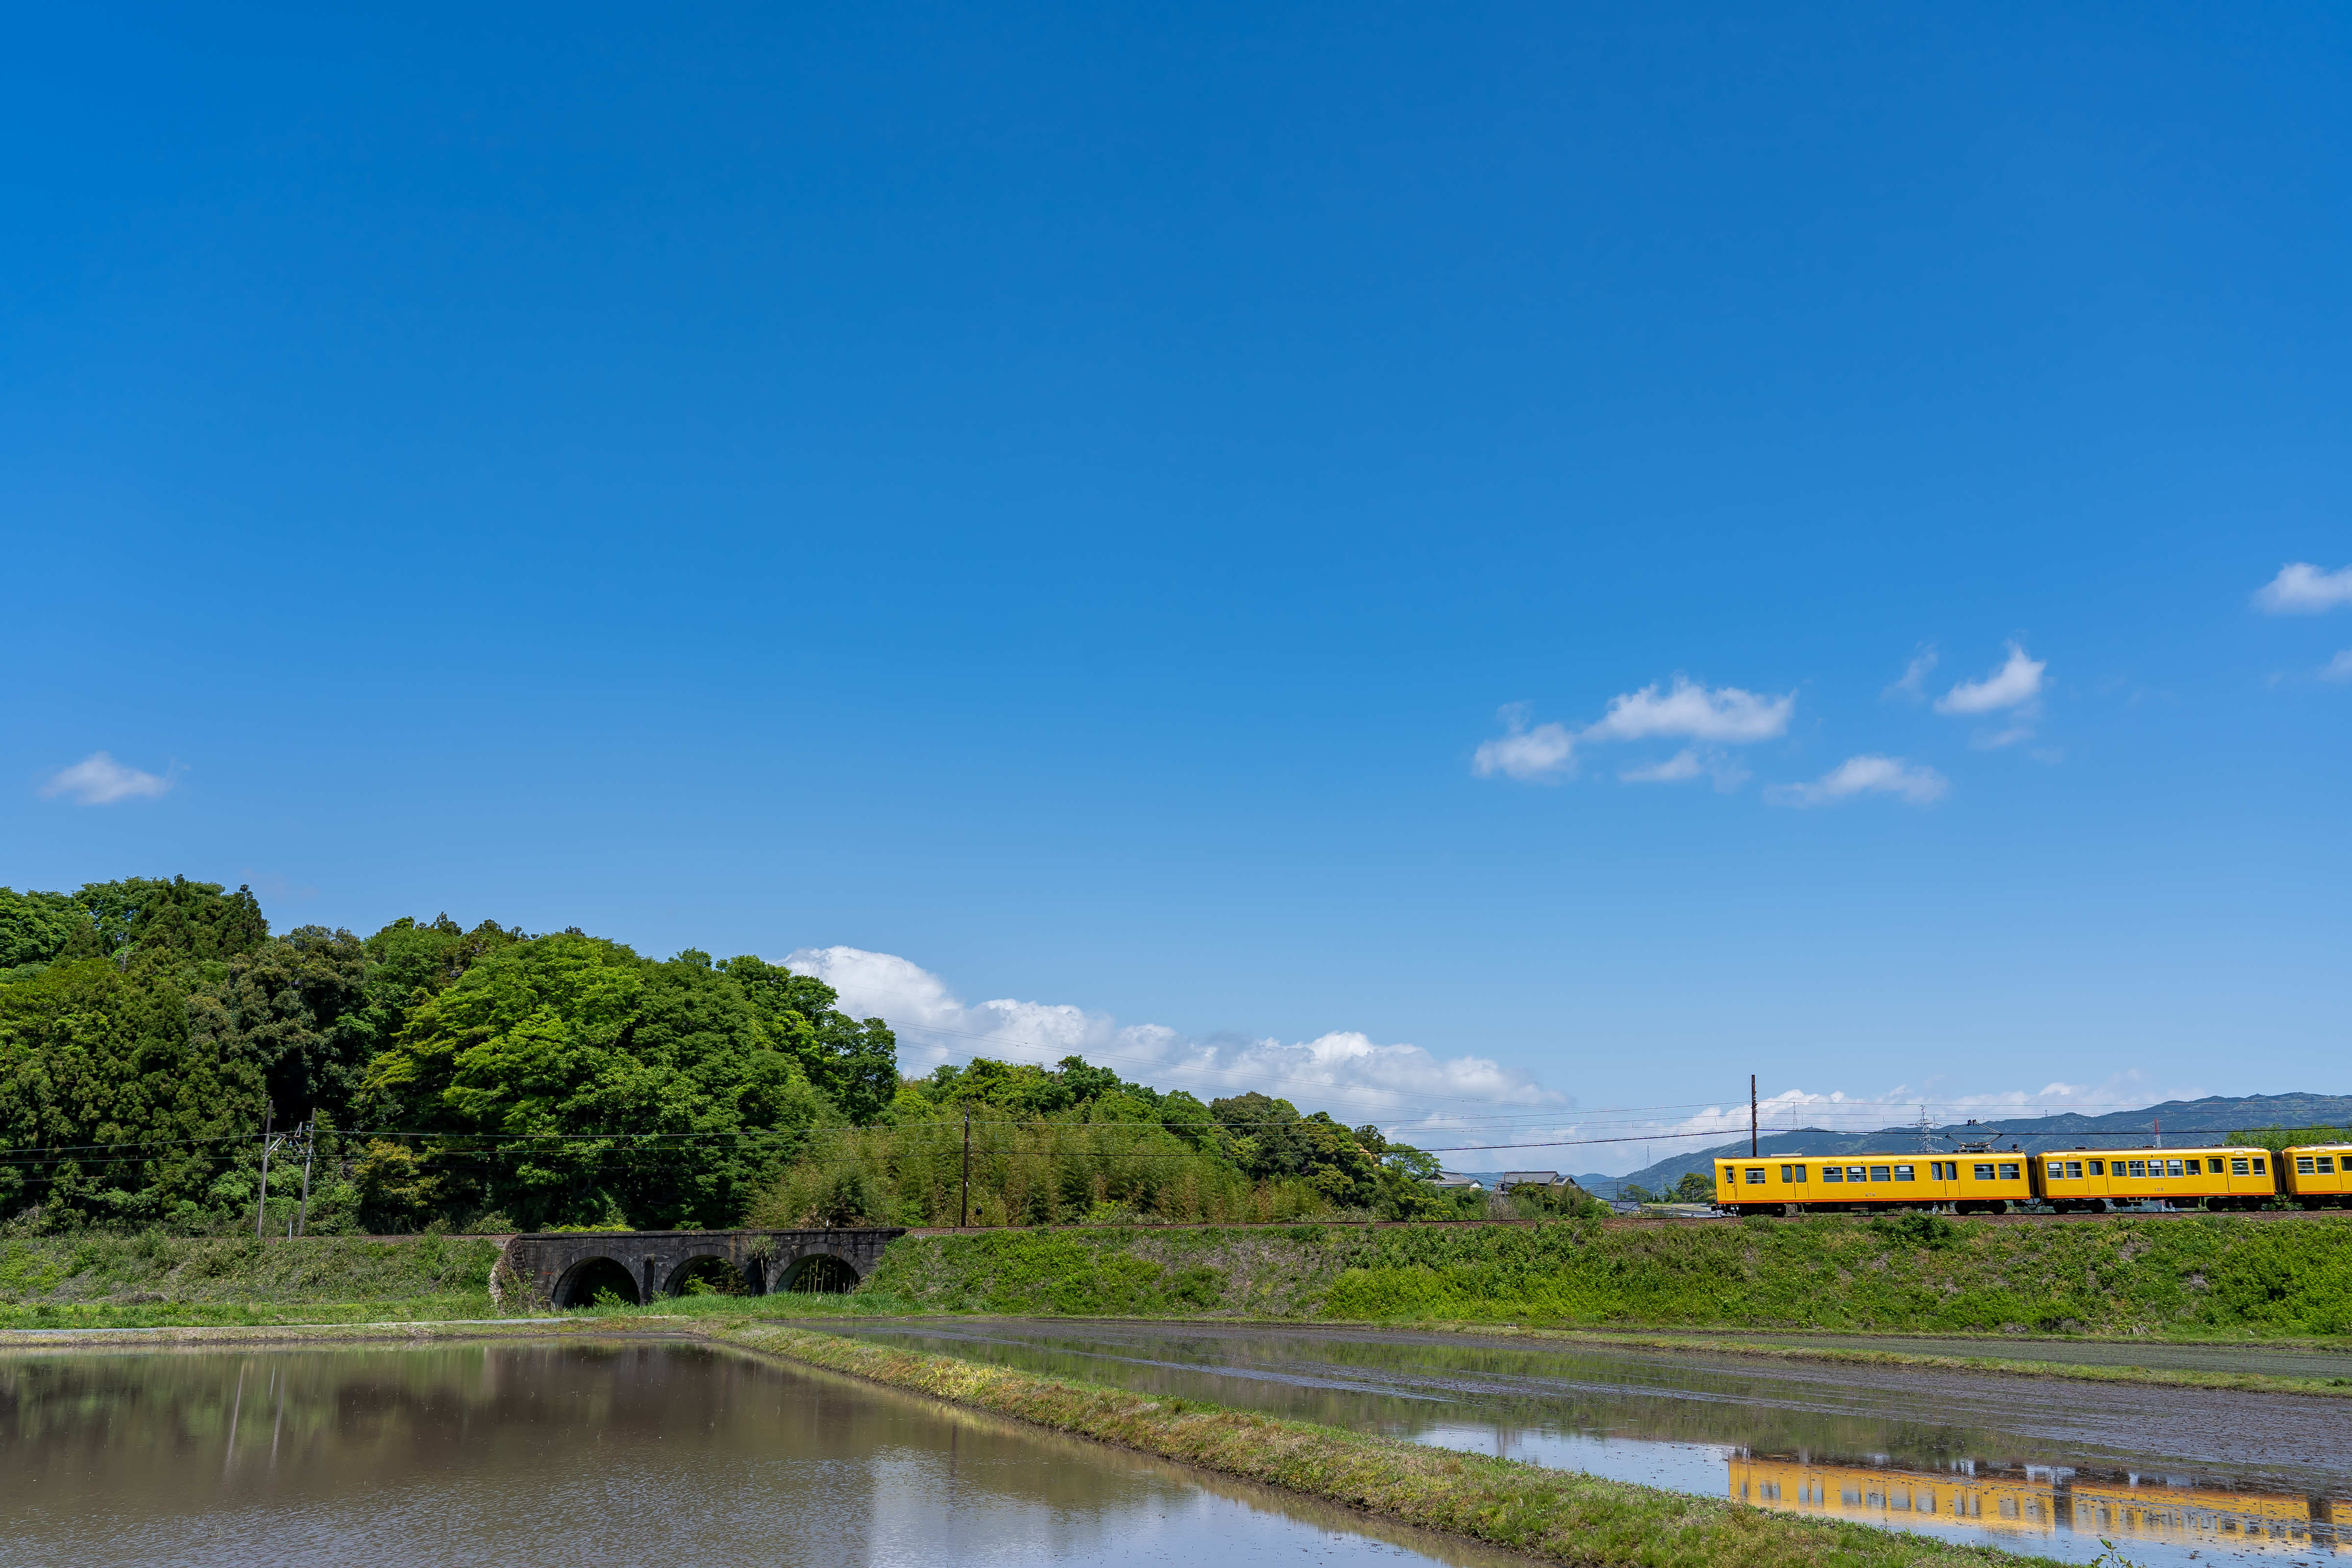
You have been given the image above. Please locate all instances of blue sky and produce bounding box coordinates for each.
[6,5,2348,1169]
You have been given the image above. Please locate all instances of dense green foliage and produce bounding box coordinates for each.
[864,1213,2352,1337]
[360,939,831,1230]
[0,877,897,1233]
[753,1054,1466,1228]
[2,874,1485,1235]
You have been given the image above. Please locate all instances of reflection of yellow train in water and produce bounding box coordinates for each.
[1715,1142,2352,1215]
[1728,1457,2347,1556]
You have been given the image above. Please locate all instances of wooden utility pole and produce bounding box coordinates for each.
[959,1108,972,1228]
[255,1104,274,1237]
[295,1121,316,1238]
[1750,1075,1758,1157]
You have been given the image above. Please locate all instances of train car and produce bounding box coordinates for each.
[1714,1152,2031,1215]
[2280,1144,2352,1209]
[2033,1147,2278,1212]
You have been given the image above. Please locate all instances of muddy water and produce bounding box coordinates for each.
[829,1321,2352,1567]
[0,1340,1520,1567]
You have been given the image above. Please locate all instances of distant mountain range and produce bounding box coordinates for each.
[1544,1093,2352,1200]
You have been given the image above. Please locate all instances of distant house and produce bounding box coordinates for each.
[1497,1170,1561,1191]
[1432,1172,1483,1191]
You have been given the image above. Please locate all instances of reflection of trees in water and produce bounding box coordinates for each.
[0,1343,1214,1527]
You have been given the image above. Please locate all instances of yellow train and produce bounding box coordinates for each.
[1714,1141,2352,1215]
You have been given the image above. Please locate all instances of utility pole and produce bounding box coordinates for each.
[2153,1118,2161,1150]
[1750,1075,1758,1158]
[295,1121,316,1238]
[959,1108,972,1228]
[255,1104,275,1238]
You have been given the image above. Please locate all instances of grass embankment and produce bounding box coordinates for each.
[720,1321,2057,1568]
[0,1233,505,1329]
[866,1213,2352,1337]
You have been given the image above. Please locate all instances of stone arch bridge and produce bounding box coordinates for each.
[498,1228,906,1309]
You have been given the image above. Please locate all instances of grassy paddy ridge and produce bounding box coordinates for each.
[868,1213,2352,1337]
[719,1321,2060,1568]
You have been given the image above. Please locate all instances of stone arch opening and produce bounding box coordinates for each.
[553,1256,641,1309]
[778,1253,859,1294]
[661,1253,750,1298]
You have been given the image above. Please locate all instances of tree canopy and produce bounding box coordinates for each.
[0,873,1477,1235]
[0,879,893,1232]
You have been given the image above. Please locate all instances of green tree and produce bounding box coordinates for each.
[1672,1170,1715,1204]
[0,887,84,982]
[63,877,269,964]
[196,928,379,1127]
[361,935,828,1229]
[718,954,897,1123]
[361,914,527,1052]
[0,958,265,1227]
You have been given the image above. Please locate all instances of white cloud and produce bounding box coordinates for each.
[1934,642,2046,715]
[1475,677,1791,787]
[1619,749,1703,783]
[37,752,173,806]
[1471,704,1575,781]
[2254,563,2352,614]
[1619,748,1749,792]
[1766,753,1947,808]
[783,945,1564,1141]
[778,948,2212,1178]
[1884,645,1938,701]
[2322,650,2352,683]
[1584,678,1794,743]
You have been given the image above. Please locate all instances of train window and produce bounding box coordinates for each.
[2297,1156,2316,1174]
[1894,1164,1915,1181]
[2231,1158,2250,1176]
[2065,1161,2083,1178]
[1847,1166,1867,1182]
[2088,1160,2103,1175]
[1744,1168,1766,1184]
[1998,1163,2020,1180]
[2166,1160,2184,1177]
[1869,1165,1890,1182]
[1822,1166,1844,1183]
[1973,1163,1995,1180]
[2046,1161,2064,1178]
[2207,1158,2225,1174]
[2128,1160,2146,1177]
[2252,1157,2265,1174]
[2320,1157,2336,1174]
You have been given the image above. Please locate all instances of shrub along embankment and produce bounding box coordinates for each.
[0,1233,502,1328]
[723,1322,2056,1568]
[864,1214,2352,1337]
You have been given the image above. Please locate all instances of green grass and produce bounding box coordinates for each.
[0,1233,503,1329]
[719,1321,2063,1568]
[865,1214,2352,1337]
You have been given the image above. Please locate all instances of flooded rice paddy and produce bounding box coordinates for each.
[0,1340,1520,1567]
[829,1320,2352,1568]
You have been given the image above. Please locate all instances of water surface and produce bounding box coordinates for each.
[827,1320,2352,1567]
[0,1339,1519,1567]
